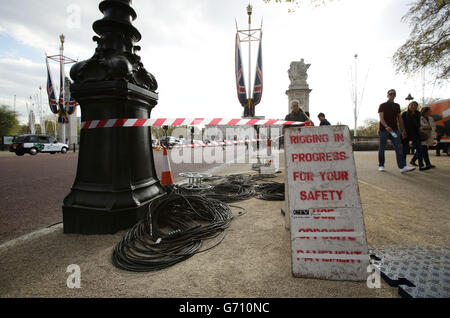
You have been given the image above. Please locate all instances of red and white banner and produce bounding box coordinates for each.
[81,118,309,130]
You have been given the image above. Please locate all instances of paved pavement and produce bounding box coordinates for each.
[0,149,448,299]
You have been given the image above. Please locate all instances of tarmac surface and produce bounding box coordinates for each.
[0,149,224,244]
[0,149,449,298]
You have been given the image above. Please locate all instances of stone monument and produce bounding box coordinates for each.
[286,59,312,114]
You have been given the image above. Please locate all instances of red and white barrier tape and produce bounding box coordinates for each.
[81,118,309,129]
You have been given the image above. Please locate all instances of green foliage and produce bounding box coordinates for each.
[0,105,20,136]
[18,125,30,135]
[356,119,379,137]
[393,0,450,81]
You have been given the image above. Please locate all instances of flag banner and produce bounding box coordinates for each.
[67,96,77,115]
[235,33,248,107]
[252,32,263,107]
[46,58,58,114]
[58,58,65,115]
[59,114,69,124]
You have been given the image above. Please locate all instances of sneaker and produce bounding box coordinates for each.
[378,166,385,172]
[400,166,415,173]
[419,166,430,171]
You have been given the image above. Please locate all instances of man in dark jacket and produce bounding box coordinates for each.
[285,100,308,122]
[318,113,331,126]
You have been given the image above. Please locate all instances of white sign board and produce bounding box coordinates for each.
[284,125,369,281]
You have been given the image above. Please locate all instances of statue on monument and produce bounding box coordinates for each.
[288,58,310,89]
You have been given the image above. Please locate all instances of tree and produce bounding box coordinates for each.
[0,105,20,136]
[18,125,31,135]
[393,0,450,81]
[356,119,379,137]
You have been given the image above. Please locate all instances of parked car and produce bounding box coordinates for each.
[9,134,69,156]
[159,136,182,148]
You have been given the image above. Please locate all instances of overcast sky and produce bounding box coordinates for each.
[0,0,448,128]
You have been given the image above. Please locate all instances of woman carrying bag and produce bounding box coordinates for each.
[411,106,436,169]
[401,101,425,169]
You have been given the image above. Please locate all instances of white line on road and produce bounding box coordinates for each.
[358,180,387,192]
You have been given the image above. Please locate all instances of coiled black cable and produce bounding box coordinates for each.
[255,182,285,201]
[112,174,284,272]
[112,188,245,272]
[183,173,282,203]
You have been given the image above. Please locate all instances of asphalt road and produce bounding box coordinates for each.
[0,147,232,244]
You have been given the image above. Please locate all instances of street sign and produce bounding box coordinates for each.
[284,125,369,281]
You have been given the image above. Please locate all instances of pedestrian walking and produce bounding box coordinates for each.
[401,101,425,169]
[411,106,436,170]
[317,113,331,126]
[377,89,415,173]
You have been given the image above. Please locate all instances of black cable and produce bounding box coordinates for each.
[112,190,239,272]
[195,173,283,203]
[254,182,285,201]
[112,174,283,272]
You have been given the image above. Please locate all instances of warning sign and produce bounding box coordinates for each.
[284,125,369,281]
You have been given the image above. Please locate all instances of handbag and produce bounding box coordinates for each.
[419,131,429,141]
[419,116,431,141]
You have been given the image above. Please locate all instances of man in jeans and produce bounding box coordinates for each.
[378,89,415,173]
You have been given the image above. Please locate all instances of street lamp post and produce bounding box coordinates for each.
[247,4,252,102]
[354,54,358,137]
[63,0,165,234]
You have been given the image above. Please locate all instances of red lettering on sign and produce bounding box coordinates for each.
[312,209,335,213]
[291,152,347,163]
[319,171,349,181]
[299,190,343,201]
[334,133,344,142]
[293,171,314,181]
[296,250,363,255]
[298,228,355,233]
[289,134,330,144]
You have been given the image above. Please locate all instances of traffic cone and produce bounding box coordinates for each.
[160,147,174,185]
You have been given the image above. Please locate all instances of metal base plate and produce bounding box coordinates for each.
[369,245,450,298]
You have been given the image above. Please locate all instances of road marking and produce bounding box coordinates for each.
[0,223,63,253]
[358,180,387,192]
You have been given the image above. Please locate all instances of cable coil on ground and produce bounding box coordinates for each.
[112,173,284,272]
[112,186,244,272]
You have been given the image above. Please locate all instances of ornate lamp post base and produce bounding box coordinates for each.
[62,80,165,234]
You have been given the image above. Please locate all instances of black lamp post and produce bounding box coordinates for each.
[63,0,165,234]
